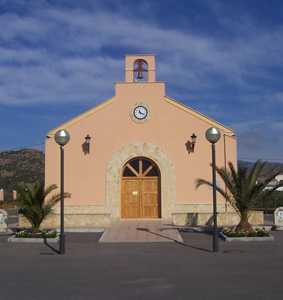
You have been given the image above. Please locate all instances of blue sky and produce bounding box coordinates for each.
[0,0,283,162]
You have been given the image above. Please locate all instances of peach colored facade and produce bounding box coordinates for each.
[44,54,241,228]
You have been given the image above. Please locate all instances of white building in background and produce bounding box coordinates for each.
[264,175,283,191]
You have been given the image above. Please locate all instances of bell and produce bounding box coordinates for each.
[137,70,143,79]
[134,59,147,80]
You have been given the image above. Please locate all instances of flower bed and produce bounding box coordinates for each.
[15,229,58,239]
[8,229,59,243]
[220,227,274,242]
[223,228,270,238]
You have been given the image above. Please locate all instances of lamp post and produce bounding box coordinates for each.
[205,127,221,253]
[54,129,70,255]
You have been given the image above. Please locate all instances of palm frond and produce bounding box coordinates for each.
[195,178,236,212]
[195,160,279,229]
[16,181,70,230]
[43,184,58,199]
[45,192,71,209]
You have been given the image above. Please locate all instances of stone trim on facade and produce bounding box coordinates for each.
[172,210,264,226]
[106,142,176,221]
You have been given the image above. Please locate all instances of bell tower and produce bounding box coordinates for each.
[125,55,156,83]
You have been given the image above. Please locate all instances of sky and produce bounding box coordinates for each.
[0,0,283,162]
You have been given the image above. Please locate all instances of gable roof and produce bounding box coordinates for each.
[165,96,235,135]
[47,95,235,137]
[47,97,114,136]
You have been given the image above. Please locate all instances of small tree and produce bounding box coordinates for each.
[196,160,283,231]
[16,181,70,233]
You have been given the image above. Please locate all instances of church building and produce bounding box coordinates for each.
[42,54,243,229]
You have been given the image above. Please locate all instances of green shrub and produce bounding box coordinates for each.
[222,228,270,238]
[15,230,58,238]
[16,181,70,232]
[196,161,283,231]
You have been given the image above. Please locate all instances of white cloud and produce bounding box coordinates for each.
[0,5,282,107]
[268,92,283,103]
[271,121,283,130]
[0,13,48,41]
[0,2,282,160]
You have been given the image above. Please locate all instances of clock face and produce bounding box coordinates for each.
[133,105,148,120]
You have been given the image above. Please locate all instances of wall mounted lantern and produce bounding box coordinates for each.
[85,134,91,144]
[186,133,197,153]
[82,134,92,154]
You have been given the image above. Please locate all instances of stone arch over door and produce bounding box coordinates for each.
[106,143,176,221]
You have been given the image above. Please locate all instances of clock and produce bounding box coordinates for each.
[133,105,148,120]
[130,103,150,123]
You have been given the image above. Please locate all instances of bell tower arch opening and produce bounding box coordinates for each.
[133,59,148,82]
[125,54,156,83]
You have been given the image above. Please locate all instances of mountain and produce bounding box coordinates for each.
[0,149,283,202]
[0,149,44,200]
[238,160,283,177]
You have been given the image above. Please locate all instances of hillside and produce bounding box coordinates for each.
[0,149,44,200]
[0,149,283,202]
[238,160,283,177]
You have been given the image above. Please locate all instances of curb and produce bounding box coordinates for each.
[177,226,209,233]
[8,236,59,243]
[220,232,274,242]
[61,228,105,233]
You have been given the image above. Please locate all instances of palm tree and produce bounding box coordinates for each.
[16,181,70,233]
[196,160,283,231]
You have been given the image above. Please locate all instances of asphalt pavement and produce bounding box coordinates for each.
[0,231,282,300]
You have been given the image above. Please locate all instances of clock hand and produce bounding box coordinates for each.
[138,109,145,115]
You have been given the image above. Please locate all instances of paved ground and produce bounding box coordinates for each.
[99,220,183,243]
[0,230,283,300]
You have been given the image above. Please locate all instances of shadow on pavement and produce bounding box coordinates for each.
[137,227,212,253]
[42,238,60,255]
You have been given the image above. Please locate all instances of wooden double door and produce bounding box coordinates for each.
[121,158,160,219]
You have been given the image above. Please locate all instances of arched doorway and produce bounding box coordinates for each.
[121,157,161,218]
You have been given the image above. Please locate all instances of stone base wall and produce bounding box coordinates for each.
[19,210,264,229]
[172,210,264,226]
[19,213,111,229]
[19,205,112,229]
[0,224,7,232]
